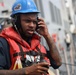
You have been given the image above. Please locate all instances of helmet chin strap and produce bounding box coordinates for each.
[11,15,23,39]
[12,14,31,41]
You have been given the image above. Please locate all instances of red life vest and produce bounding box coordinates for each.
[0,27,50,70]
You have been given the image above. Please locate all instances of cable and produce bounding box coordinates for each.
[62,62,76,66]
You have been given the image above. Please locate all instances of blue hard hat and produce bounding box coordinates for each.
[11,0,39,17]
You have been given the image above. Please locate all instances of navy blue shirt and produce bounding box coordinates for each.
[0,37,59,69]
[0,37,11,69]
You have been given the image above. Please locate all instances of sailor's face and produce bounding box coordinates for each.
[20,13,37,37]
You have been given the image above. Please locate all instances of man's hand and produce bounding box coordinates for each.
[25,62,50,75]
[36,17,49,37]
